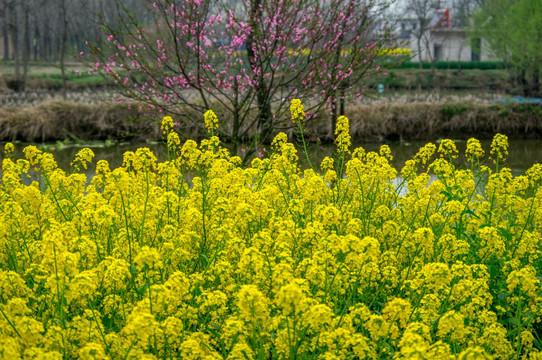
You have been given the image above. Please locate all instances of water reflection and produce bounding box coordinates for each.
[3,138,542,176]
[292,139,542,175]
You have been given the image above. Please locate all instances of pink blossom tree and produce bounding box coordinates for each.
[88,0,392,144]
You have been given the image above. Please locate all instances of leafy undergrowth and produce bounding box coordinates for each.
[1,101,542,359]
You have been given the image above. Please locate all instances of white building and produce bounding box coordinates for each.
[397,9,499,63]
[409,28,498,62]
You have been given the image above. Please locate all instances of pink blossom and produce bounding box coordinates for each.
[87,0,385,143]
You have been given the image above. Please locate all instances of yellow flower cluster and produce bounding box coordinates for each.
[160,115,174,136]
[204,110,219,134]
[290,98,306,125]
[4,142,14,156]
[71,148,95,171]
[466,138,484,161]
[438,139,459,159]
[491,132,509,163]
[334,115,351,155]
[1,104,542,359]
[377,48,412,56]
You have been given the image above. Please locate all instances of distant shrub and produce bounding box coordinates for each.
[441,103,470,117]
[399,61,506,70]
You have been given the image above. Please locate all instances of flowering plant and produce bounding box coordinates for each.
[1,101,542,358]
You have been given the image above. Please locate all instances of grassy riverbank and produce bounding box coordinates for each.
[367,68,511,92]
[0,62,537,143]
[0,62,513,93]
[0,98,541,143]
[0,62,104,91]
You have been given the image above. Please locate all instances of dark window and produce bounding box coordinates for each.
[471,38,481,61]
[434,44,442,61]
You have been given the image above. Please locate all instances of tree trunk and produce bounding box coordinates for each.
[22,3,29,90]
[2,5,9,61]
[340,84,346,116]
[517,70,528,96]
[43,26,50,61]
[232,79,241,145]
[8,4,23,91]
[417,37,423,69]
[60,0,68,99]
[532,68,539,97]
[33,23,39,61]
[246,0,272,143]
[331,25,346,134]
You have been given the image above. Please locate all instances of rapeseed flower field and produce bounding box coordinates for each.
[1,100,542,359]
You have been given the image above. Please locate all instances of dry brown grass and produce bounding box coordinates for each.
[322,101,542,142]
[0,100,161,142]
[1,99,541,143]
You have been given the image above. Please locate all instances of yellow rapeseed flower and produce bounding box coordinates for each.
[71,148,95,171]
[0,109,540,358]
[465,138,484,160]
[438,139,458,159]
[4,142,14,156]
[236,285,269,323]
[334,115,351,154]
[203,109,219,134]
[290,98,306,125]
[490,133,509,163]
[161,115,174,136]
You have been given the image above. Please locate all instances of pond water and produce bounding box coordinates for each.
[3,138,542,176]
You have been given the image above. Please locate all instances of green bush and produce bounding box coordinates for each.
[398,61,506,70]
[441,103,470,117]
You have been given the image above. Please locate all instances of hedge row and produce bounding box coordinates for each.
[398,61,506,70]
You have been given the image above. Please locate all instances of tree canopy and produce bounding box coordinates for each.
[88,0,393,144]
[473,0,542,97]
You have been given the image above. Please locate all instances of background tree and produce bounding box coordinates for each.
[88,0,391,145]
[0,0,149,92]
[446,0,479,63]
[2,0,26,91]
[449,0,478,27]
[403,0,441,69]
[473,0,542,97]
